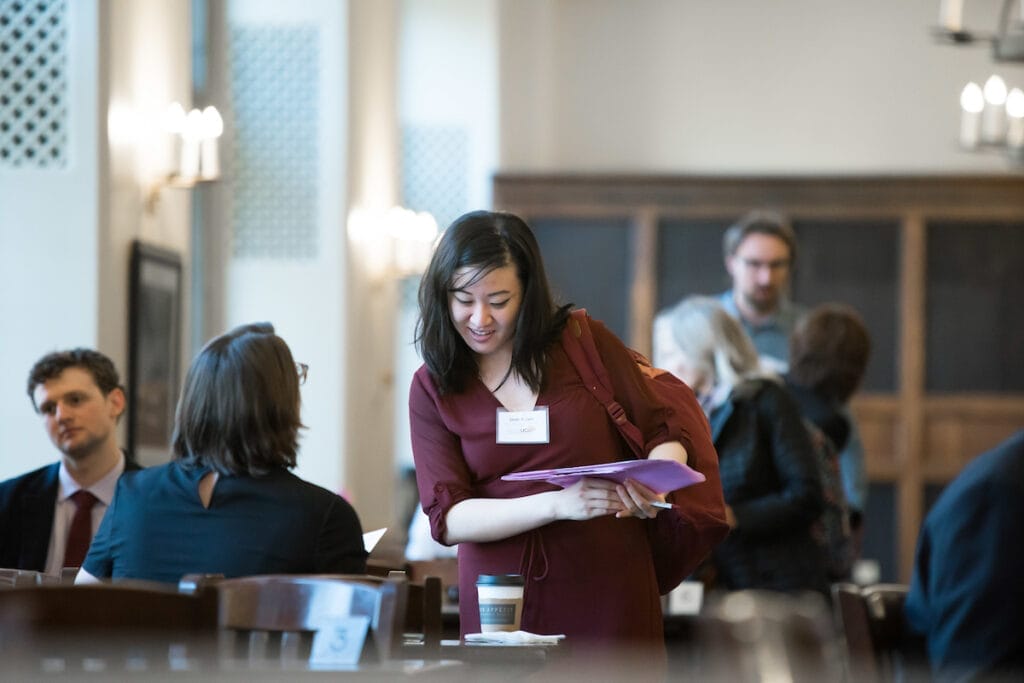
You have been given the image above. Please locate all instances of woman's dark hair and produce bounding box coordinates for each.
[415,210,571,395]
[789,303,871,404]
[172,322,304,476]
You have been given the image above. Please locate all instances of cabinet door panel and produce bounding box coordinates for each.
[926,221,1024,392]
[532,217,632,340]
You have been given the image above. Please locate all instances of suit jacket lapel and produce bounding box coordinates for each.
[18,463,59,571]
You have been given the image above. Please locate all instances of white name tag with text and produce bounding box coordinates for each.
[496,407,550,444]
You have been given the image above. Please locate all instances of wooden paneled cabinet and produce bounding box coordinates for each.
[494,174,1024,581]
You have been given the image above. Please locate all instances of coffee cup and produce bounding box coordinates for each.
[476,574,525,632]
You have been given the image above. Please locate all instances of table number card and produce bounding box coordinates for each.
[309,615,371,669]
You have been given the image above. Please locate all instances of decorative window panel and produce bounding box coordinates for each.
[0,0,68,169]
[228,25,319,259]
[401,123,468,232]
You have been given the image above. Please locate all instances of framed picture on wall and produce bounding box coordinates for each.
[127,240,182,466]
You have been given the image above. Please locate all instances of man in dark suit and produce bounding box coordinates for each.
[0,349,138,574]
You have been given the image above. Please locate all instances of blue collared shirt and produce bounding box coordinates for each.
[717,290,804,372]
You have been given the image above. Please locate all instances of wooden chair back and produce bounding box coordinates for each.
[0,582,218,673]
[386,570,443,657]
[833,582,879,681]
[832,582,927,682]
[214,574,407,669]
[323,570,444,659]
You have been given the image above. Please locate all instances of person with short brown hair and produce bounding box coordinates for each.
[719,210,800,369]
[0,348,137,574]
[786,303,872,452]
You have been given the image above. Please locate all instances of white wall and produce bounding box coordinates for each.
[100,0,194,367]
[221,0,349,496]
[0,0,190,481]
[399,0,498,210]
[499,0,1024,173]
[0,0,100,481]
[392,0,499,475]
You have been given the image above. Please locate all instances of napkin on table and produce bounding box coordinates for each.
[464,630,566,645]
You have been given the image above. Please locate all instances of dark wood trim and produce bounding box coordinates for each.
[495,174,1024,214]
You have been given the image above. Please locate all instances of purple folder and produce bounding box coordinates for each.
[501,459,705,495]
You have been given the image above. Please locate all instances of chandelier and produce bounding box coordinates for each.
[933,0,1024,161]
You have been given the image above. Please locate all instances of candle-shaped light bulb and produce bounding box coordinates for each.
[960,82,984,149]
[939,0,964,32]
[199,106,224,180]
[982,75,1008,144]
[961,82,984,112]
[164,102,186,134]
[178,108,203,180]
[200,106,224,139]
[984,75,1008,106]
[1006,88,1024,149]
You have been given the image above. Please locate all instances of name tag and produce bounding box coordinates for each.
[496,407,550,444]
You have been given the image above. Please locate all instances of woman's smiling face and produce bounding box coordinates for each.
[448,263,522,358]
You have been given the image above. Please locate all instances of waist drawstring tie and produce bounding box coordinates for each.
[518,529,550,582]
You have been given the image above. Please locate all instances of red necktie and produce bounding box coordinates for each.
[63,490,99,568]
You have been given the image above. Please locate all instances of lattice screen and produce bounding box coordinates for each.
[229,25,319,259]
[401,124,468,232]
[0,0,68,169]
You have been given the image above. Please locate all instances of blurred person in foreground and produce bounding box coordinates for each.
[655,296,827,595]
[77,323,367,584]
[905,430,1024,682]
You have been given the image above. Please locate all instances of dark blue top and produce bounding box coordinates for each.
[83,461,368,584]
[905,430,1024,682]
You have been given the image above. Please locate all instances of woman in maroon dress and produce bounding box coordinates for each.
[409,211,710,662]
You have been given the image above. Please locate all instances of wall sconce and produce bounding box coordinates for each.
[145,102,224,212]
[347,206,439,282]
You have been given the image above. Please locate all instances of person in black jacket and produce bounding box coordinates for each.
[655,296,827,595]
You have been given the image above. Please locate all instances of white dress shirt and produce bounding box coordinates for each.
[43,452,126,576]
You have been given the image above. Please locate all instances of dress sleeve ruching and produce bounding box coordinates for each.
[408,367,476,546]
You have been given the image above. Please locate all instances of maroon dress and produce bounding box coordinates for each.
[408,319,692,652]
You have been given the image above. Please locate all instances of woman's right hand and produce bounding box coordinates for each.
[553,477,626,520]
[444,477,627,543]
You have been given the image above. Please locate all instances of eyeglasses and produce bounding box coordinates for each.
[739,257,790,272]
[296,362,309,386]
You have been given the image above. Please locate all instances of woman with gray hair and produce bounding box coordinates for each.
[654,296,827,594]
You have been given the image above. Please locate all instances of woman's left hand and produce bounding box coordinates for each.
[614,478,666,519]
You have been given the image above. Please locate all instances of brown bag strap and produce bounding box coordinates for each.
[562,309,646,457]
